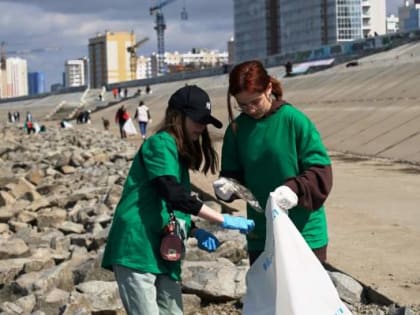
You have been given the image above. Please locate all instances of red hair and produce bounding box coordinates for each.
[227,60,283,123]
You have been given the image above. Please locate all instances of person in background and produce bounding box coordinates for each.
[112,88,118,99]
[134,100,151,140]
[146,84,152,94]
[115,105,129,139]
[102,85,254,315]
[25,119,35,134]
[284,61,293,77]
[213,60,332,265]
[26,111,33,122]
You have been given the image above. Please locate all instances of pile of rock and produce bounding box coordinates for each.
[0,124,416,315]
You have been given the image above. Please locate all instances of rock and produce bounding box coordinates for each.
[183,293,202,315]
[75,280,124,313]
[329,271,364,305]
[0,238,30,259]
[182,258,248,302]
[0,191,16,207]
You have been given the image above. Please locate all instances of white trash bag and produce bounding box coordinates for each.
[123,118,138,135]
[242,194,352,315]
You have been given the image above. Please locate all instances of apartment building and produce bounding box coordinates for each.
[386,14,400,33]
[28,72,46,95]
[64,59,87,88]
[399,0,420,32]
[1,57,28,98]
[362,0,386,38]
[137,56,152,79]
[88,31,134,88]
[148,49,228,77]
[234,0,386,62]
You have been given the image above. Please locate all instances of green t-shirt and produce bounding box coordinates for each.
[221,104,330,251]
[102,131,192,281]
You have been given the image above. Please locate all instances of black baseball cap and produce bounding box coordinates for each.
[168,85,223,129]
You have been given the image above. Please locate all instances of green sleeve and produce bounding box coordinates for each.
[292,109,331,170]
[141,133,180,181]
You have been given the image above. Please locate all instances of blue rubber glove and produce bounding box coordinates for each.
[221,214,255,234]
[193,228,220,252]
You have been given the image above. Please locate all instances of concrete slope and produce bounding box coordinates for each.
[282,41,420,164]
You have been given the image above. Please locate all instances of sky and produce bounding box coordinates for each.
[0,0,402,90]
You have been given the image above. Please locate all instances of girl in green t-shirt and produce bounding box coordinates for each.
[214,60,333,265]
[102,85,255,315]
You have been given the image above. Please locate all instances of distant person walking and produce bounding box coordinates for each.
[284,61,293,77]
[134,101,151,140]
[146,84,152,94]
[26,111,32,122]
[14,111,20,122]
[25,119,35,134]
[112,88,118,99]
[115,105,129,139]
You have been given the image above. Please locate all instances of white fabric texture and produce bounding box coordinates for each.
[242,194,352,315]
[136,105,150,122]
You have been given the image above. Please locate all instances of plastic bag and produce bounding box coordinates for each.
[224,177,264,213]
[242,194,352,315]
[123,118,138,135]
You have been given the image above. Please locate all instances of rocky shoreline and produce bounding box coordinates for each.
[0,124,418,315]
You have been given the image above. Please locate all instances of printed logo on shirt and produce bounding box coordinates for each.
[206,101,211,110]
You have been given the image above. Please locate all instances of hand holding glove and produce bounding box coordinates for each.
[193,228,220,252]
[221,214,255,234]
[213,177,237,202]
[272,185,298,210]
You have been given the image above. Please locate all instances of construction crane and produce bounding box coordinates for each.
[0,42,5,70]
[127,36,149,80]
[149,0,188,75]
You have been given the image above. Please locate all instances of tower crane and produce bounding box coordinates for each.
[149,0,188,75]
[127,36,149,80]
[0,42,5,70]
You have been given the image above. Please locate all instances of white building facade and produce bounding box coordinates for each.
[136,56,152,79]
[362,0,386,38]
[386,14,400,33]
[64,59,86,88]
[146,49,228,77]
